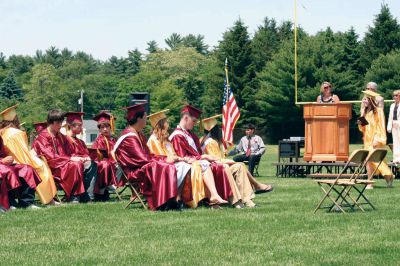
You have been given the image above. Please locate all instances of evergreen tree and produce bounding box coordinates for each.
[146,40,159,54]
[216,19,254,109]
[7,55,34,75]
[0,71,23,99]
[255,39,303,141]
[359,4,400,69]
[365,50,400,100]
[105,56,128,76]
[251,17,280,71]
[341,27,362,75]
[126,49,142,76]
[44,46,63,68]
[182,34,209,55]
[60,48,74,62]
[165,33,183,50]
[34,50,45,64]
[0,52,6,69]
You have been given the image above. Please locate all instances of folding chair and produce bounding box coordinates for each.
[311,149,369,213]
[112,151,147,210]
[119,166,147,209]
[244,156,261,177]
[350,148,388,210]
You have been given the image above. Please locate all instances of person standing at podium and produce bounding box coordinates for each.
[316,81,340,103]
[358,90,394,188]
[360,82,384,116]
[387,90,400,163]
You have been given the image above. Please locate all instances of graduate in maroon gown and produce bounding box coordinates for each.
[91,111,118,198]
[0,163,21,210]
[0,137,40,209]
[30,121,48,154]
[113,103,178,210]
[169,105,232,202]
[64,112,97,201]
[33,109,86,202]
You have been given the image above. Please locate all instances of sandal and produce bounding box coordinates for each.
[209,203,223,209]
[255,185,273,194]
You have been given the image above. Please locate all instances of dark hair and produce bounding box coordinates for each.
[202,125,221,146]
[47,109,65,124]
[127,111,146,126]
[0,117,20,130]
[246,124,256,130]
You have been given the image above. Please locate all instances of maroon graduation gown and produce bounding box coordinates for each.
[0,164,21,210]
[170,128,232,200]
[67,136,90,157]
[114,128,177,210]
[92,135,118,192]
[33,129,85,200]
[0,138,41,209]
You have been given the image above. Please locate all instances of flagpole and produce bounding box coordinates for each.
[225,58,230,88]
[221,58,229,154]
[294,0,298,105]
[222,58,230,154]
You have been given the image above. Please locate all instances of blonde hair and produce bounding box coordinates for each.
[393,90,400,96]
[153,118,169,145]
[320,81,332,94]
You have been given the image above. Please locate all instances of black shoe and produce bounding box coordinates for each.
[175,200,184,211]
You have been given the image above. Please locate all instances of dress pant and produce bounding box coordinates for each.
[8,178,35,208]
[80,161,97,201]
[392,121,400,162]
[233,154,262,176]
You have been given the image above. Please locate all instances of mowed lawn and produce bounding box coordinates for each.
[1,145,400,265]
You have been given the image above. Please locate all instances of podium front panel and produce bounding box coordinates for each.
[303,103,351,162]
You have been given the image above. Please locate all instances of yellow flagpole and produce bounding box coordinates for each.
[294,0,298,104]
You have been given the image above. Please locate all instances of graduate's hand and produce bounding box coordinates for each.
[1,156,14,165]
[372,140,379,148]
[201,154,218,162]
[165,156,175,164]
[185,157,196,164]
[71,156,82,162]
[172,155,181,162]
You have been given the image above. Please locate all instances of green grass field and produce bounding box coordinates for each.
[1,145,400,265]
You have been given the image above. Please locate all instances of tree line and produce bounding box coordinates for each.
[1,4,400,142]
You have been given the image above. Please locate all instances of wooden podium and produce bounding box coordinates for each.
[303,103,352,161]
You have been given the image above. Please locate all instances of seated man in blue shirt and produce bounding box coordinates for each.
[231,124,265,176]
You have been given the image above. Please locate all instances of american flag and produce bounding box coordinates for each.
[222,78,240,148]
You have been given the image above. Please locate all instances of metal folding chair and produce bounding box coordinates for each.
[112,151,147,210]
[120,167,147,210]
[312,149,369,213]
[243,156,261,177]
[350,148,388,210]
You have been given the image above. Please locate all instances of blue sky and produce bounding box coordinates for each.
[1,0,399,60]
